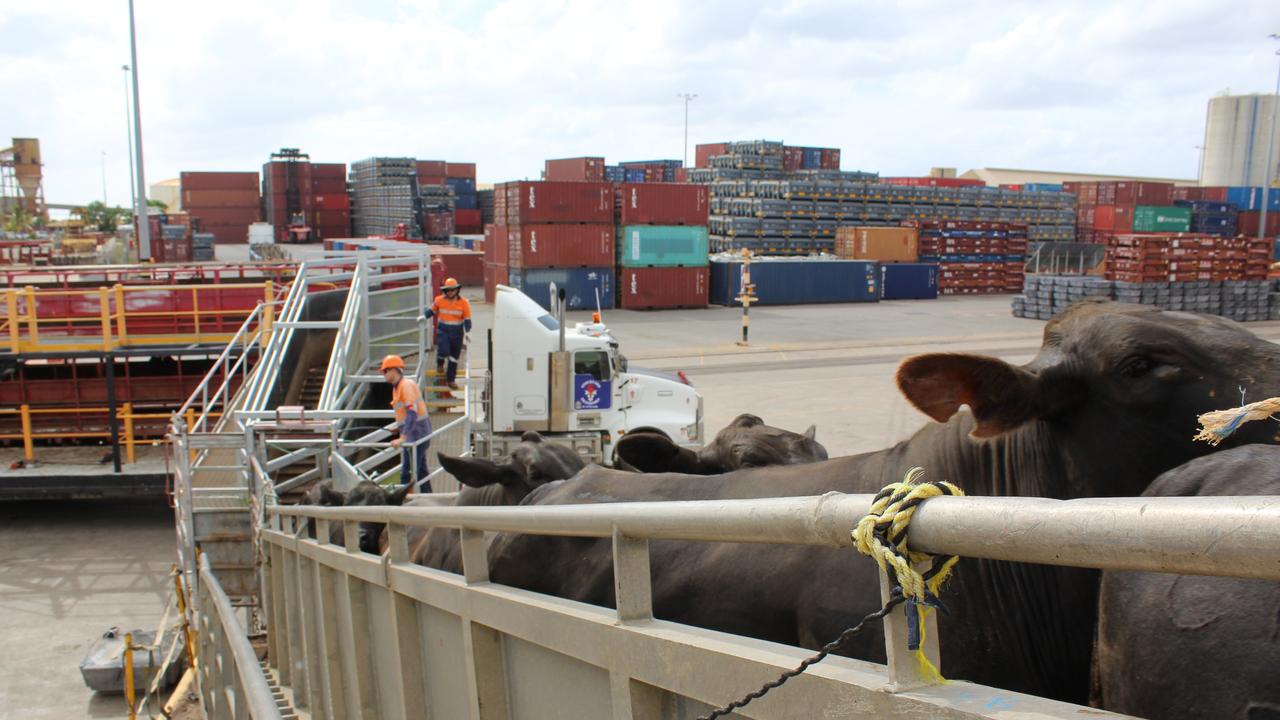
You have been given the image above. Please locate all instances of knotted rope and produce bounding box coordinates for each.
[1194,397,1280,445]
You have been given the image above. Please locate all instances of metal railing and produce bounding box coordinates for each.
[195,554,283,720]
[260,493,1279,719]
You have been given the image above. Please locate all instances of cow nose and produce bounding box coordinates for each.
[359,530,373,551]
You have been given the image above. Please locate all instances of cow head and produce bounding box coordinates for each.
[299,480,409,552]
[438,431,586,503]
[897,299,1280,497]
[614,414,829,474]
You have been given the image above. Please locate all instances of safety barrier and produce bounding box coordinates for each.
[0,403,221,463]
[0,281,277,353]
[259,493,1278,719]
[195,553,283,720]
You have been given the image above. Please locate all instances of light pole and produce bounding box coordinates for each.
[1258,33,1280,243]
[100,151,108,205]
[122,65,136,210]
[127,0,150,260]
[677,93,697,168]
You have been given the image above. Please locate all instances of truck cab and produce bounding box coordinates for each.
[481,284,702,464]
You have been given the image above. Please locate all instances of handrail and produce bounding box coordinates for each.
[196,554,283,720]
[173,302,266,434]
[271,493,1280,582]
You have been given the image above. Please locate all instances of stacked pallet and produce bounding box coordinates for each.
[615,183,710,310]
[351,158,420,239]
[180,172,260,245]
[1104,233,1270,283]
[916,221,1027,295]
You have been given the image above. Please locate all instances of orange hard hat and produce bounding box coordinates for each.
[442,277,460,290]
[380,354,405,372]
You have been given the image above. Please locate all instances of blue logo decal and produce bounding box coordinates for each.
[574,375,611,410]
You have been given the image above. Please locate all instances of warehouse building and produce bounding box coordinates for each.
[960,167,1195,187]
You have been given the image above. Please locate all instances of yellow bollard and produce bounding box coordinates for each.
[174,570,198,673]
[114,285,128,346]
[23,286,37,349]
[191,286,201,338]
[123,632,137,720]
[19,404,33,462]
[261,281,274,350]
[98,287,112,351]
[122,403,135,464]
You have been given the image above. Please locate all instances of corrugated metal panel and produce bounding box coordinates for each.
[506,182,614,224]
[880,263,938,300]
[709,259,879,306]
[1132,206,1191,233]
[507,224,614,268]
[484,224,509,266]
[180,171,259,192]
[617,226,709,267]
[508,267,615,311]
[445,162,477,180]
[695,143,728,169]
[545,158,606,182]
[617,183,709,225]
[616,267,708,309]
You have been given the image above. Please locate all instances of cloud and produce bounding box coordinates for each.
[1,0,1277,205]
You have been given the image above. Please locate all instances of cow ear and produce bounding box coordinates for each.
[386,484,411,506]
[614,432,708,474]
[438,453,521,488]
[803,425,816,441]
[317,481,345,506]
[731,414,764,428]
[897,353,1045,439]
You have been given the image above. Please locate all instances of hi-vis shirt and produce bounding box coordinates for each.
[391,377,428,427]
[427,294,472,329]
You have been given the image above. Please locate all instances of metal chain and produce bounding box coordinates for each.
[696,590,904,720]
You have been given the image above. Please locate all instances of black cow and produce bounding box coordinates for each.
[406,432,587,571]
[614,413,827,474]
[298,480,409,553]
[1093,444,1280,720]
[486,300,1280,704]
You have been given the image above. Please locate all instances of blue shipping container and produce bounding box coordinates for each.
[802,148,823,169]
[880,263,938,300]
[604,166,626,183]
[624,169,647,183]
[445,177,476,195]
[508,267,615,311]
[708,259,879,306]
[453,193,478,210]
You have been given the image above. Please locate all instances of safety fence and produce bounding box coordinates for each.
[0,403,222,463]
[253,493,1279,719]
[195,553,283,720]
[0,261,304,289]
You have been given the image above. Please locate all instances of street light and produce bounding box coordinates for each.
[1259,34,1280,243]
[122,65,136,210]
[677,93,697,168]
[127,0,150,260]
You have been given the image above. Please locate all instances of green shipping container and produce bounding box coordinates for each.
[617,225,709,267]
[1132,206,1191,233]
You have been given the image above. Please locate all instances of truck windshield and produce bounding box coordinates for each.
[537,314,559,331]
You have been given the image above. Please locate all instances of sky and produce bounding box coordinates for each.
[2,0,1278,206]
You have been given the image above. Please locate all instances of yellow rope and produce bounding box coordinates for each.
[1194,397,1280,446]
[853,467,964,684]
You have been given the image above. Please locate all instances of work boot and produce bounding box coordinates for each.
[447,380,460,391]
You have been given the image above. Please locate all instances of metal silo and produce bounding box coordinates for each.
[1200,94,1280,187]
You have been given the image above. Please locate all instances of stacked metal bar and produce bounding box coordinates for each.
[350,157,421,239]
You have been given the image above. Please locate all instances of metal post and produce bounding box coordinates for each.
[122,65,136,209]
[127,0,151,261]
[1258,37,1280,243]
[736,253,754,346]
[106,353,122,473]
[19,404,33,462]
[677,93,697,168]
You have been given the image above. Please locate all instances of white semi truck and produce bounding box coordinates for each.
[472,284,703,465]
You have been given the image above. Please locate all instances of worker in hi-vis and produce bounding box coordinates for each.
[381,354,432,493]
[424,277,472,390]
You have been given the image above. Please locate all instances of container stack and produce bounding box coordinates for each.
[834,226,937,300]
[447,163,481,234]
[615,183,711,310]
[180,172,260,245]
[192,232,215,261]
[1063,180,1180,243]
[1173,200,1238,237]
[915,221,1027,295]
[263,155,313,243]
[311,163,350,240]
[487,181,616,310]
[708,256,879,306]
[618,160,683,183]
[351,158,421,239]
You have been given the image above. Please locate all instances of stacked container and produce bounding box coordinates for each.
[708,258,879,306]
[180,172,260,245]
[916,221,1027,295]
[487,181,616,310]
[545,157,606,182]
[447,163,481,234]
[617,160,683,183]
[311,163,350,240]
[1173,200,1238,237]
[833,226,937,300]
[615,183,711,309]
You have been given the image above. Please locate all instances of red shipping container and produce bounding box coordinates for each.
[484,224,509,265]
[416,160,447,177]
[314,194,350,211]
[1200,186,1229,202]
[507,224,614,269]
[545,157,605,182]
[198,223,253,244]
[424,212,455,239]
[454,209,482,229]
[190,207,260,225]
[180,171,258,192]
[311,178,347,194]
[311,162,346,179]
[427,248,484,285]
[446,162,476,180]
[484,262,509,304]
[695,143,728,169]
[820,148,841,170]
[617,183,709,225]
[182,189,259,208]
[315,209,351,226]
[1238,211,1280,237]
[507,182,613,223]
[1093,205,1134,232]
[616,267,708,309]
[675,168,689,183]
[1113,181,1172,206]
[782,147,804,172]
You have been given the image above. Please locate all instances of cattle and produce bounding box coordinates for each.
[405,431,587,571]
[486,300,1280,704]
[1093,444,1280,720]
[298,480,409,553]
[614,413,827,474]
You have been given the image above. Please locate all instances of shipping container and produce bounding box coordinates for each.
[617,225,709,267]
[454,208,483,229]
[545,157,606,182]
[506,182,614,224]
[416,160,447,177]
[1132,206,1192,233]
[820,148,841,170]
[188,207,260,226]
[311,177,347,195]
[1238,211,1280,237]
[181,189,259,209]
[802,147,823,169]
[506,224,614,268]
[624,169,646,183]
[180,171,259,192]
[709,259,879,306]
[880,263,939,300]
[446,177,476,195]
[484,224,509,266]
[311,162,346,178]
[483,262,508,304]
[695,143,729,169]
[1092,205,1134,232]
[446,162,477,180]
[427,248,484,285]
[616,183,709,225]
[616,267,708,309]
[1113,181,1173,206]
[508,267,615,311]
[314,194,350,211]
[834,226,919,262]
[782,146,804,172]
[314,209,351,226]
